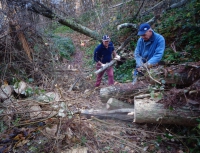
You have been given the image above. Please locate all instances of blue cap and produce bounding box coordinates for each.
[137,23,150,36]
[102,35,110,41]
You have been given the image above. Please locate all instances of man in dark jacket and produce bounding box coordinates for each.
[93,35,118,87]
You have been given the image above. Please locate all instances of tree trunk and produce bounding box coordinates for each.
[80,94,200,126]
[99,64,200,103]
[134,94,200,126]
[80,108,134,122]
[94,60,116,75]
[100,82,149,103]
[28,1,101,41]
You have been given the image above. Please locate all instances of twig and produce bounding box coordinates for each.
[51,118,62,153]
[68,77,81,91]
[91,116,113,125]
[141,0,165,15]
[171,41,177,53]
[100,132,144,152]
[166,129,189,153]
[144,64,162,84]
[133,0,146,20]
[180,64,200,69]
[10,113,57,127]
[108,0,132,8]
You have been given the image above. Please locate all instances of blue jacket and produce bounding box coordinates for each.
[134,31,165,67]
[94,42,115,64]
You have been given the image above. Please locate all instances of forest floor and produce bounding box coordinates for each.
[0,32,189,153]
[50,32,187,153]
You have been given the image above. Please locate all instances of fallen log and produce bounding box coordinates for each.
[94,60,116,75]
[80,108,134,122]
[100,82,148,103]
[106,98,134,110]
[134,94,200,126]
[81,91,200,126]
[100,63,200,103]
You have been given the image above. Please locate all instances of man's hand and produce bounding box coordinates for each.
[142,62,153,69]
[114,54,121,61]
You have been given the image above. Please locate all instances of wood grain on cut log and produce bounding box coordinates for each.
[100,82,148,103]
[106,98,134,110]
[134,94,200,126]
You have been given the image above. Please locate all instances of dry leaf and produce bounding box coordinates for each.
[14,81,27,94]
[15,140,29,147]
[45,124,57,137]
[0,84,12,99]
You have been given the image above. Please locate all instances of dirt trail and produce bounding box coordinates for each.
[56,32,105,110]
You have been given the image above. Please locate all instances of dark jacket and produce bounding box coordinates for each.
[94,42,115,64]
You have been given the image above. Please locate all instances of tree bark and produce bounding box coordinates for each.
[80,108,134,122]
[100,64,200,103]
[28,1,101,41]
[106,98,134,110]
[100,82,149,103]
[80,93,200,126]
[94,60,116,75]
[134,94,200,126]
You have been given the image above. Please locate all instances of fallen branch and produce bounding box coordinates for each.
[94,60,116,75]
[168,0,188,9]
[81,108,134,121]
[117,23,137,30]
[108,0,133,8]
[68,77,81,91]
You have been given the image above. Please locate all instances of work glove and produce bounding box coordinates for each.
[114,54,121,61]
[101,63,106,67]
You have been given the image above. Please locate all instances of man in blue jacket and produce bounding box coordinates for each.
[94,35,118,87]
[133,23,165,83]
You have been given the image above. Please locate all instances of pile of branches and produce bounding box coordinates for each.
[159,79,200,108]
[0,0,57,87]
[0,96,98,152]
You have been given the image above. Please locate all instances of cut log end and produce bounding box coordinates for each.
[106,98,134,110]
[134,94,200,126]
